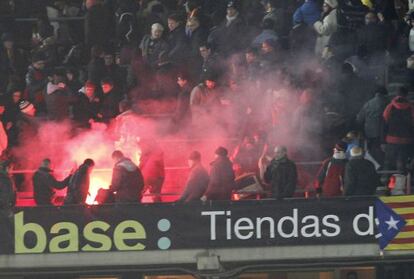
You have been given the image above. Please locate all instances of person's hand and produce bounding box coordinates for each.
[57,82,66,89]
[200,196,207,202]
[5,122,13,130]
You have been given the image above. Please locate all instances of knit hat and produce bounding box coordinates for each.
[215,147,228,157]
[188,151,201,161]
[350,146,363,157]
[19,100,34,114]
[324,0,338,8]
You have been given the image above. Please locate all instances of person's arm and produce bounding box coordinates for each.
[293,6,304,25]
[314,11,337,36]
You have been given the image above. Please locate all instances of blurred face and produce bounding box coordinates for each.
[85,85,95,98]
[101,83,113,94]
[151,28,163,39]
[3,41,13,49]
[104,54,114,66]
[227,7,237,17]
[168,19,180,31]
[245,52,256,64]
[205,80,216,89]
[323,3,331,13]
[33,61,46,70]
[177,77,187,88]
[199,46,210,59]
[187,17,200,31]
[262,42,273,54]
[66,72,74,81]
[188,159,196,168]
[274,147,286,160]
[12,91,22,104]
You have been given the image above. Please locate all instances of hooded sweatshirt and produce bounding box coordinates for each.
[383,96,414,144]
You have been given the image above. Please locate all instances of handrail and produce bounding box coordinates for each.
[14,17,85,22]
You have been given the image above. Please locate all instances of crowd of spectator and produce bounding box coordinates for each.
[0,0,413,207]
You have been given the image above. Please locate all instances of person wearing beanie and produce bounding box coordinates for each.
[313,0,338,57]
[264,146,297,199]
[0,160,15,210]
[202,146,235,201]
[382,86,414,172]
[357,86,389,164]
[344,146,380,196]
[178,151,209,203]
[32,158,72,205]
[315,142,348,197]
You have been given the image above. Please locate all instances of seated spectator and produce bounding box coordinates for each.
[202,147,235,201]
[251,18,279,49]
[315,142,348,197]
[293,0,321,26]
[32,158,72,206]
[264,146,297,200]
[314,0,338,57]
[178,151,209,203]
[344,146,379,196]
[140,23,169,70]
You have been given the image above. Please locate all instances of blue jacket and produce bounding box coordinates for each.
[251,29,279,48]
[293,0,320,26]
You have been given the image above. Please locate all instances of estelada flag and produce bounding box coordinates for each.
[376,196,414,250]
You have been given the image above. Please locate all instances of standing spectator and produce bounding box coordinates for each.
[199,43,222,81]
[357,86,389,164]
[0,160,15,210]
[172,71,192,129]
[186,15,208,79]
[314,0,338,57]
[251,18,279,49]
[109,150,144,203]
[44,69,71,121]
[167,13,189,65]
[85,0,113,50]
[32,158,72,206]
[87,45,106,86]
[100,78,121,122]
[139,23,169,70]
[263,0,288,37]
[178,151,209,203]
[383,87,414,171]
[25,52,48,113]
[0,33,27,94]
[115,0,138,47]
[244,47,261,81]
[315,142,348,197]
[293,0,321,26]
[357,12,388,57]
[190,73,221,123]
[344,146,379,196]
[202,147,235,201]
[231,136,262,176]
[72,81,101,128]
[264,146,297,199]
[64,159,95,205]
[16,101,38,145]
[103,50,125,91]
[65,68,82,93]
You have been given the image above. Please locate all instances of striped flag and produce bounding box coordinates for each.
[379,196,414,250]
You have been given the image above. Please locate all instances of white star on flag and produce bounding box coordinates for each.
[385,216,400,230]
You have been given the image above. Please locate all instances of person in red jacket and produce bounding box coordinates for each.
[383,87,414,171]
[315,142,348,197]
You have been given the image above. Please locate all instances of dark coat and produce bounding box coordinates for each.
[25,65,47,102]
[72,92,101,128]
[110,157,144,202]
[0,172,15,210]
[264,157,297,199]
[167,25,189,64]
[215,15,247,56]
[357,93,388,139]
[100,88,121,122]
[64,163,91,205]
[179,163,209,203]
[44,83,71,121]
[204,156,235,200]
[85,3,113,47]
[87,57,106,85]
[173,83,192,126]
[344,157,379,196]
[32,167,71,205]
[139,35,169,69]
[357,23,388,55]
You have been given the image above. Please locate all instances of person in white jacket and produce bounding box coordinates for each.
[314,0,338,56]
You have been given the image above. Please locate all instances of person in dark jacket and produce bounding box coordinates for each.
[172,71,192,129]
[357,12,388,57]
[100,78,121,123]
[264,146,297,199]
[315,142,348,197]
[357,86,389,163]
[0,160,15,210]
[167,13,189,65]
[383,87,414,171]
[202,147,235,201]
[139,23,169,70]
[186,15,208,78]
[64,159,95,205]
[178,151,209,203]
[110,150,144,203]
[85,0,113,49]
[72,81,101,128]
[44,69,71,121]
[32,158,71,206]
[344,146,379,196]
[25,52,48,113]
